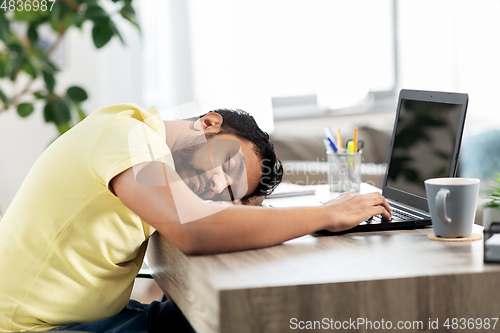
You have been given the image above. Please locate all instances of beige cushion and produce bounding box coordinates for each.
[270,126,390,164]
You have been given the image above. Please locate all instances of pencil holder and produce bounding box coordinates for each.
[327,151,362,193]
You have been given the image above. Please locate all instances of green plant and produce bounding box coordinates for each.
[485,173,500,208]
[0,0,139,134]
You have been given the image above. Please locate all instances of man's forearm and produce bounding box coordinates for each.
[178,205,328,254]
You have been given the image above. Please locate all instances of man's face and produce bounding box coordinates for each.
[171,133,262,201]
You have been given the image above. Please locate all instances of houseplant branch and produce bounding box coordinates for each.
[0,0,140,135]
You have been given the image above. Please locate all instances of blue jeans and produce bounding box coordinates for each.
[49,299,195,333]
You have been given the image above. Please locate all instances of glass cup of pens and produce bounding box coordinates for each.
[327,151,362,193]
[324,127,363,193]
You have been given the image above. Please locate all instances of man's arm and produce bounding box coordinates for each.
[111,162,391,254]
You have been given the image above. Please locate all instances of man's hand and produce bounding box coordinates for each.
[321,192,391,232]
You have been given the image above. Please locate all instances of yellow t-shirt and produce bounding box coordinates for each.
[0,103,174,332]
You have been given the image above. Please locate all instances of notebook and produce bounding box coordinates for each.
[266,182,316,199]
[268,89,469,233]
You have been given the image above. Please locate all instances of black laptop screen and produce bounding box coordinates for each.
[386,99,463,198]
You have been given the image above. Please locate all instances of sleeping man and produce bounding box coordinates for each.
[0,103,390,332]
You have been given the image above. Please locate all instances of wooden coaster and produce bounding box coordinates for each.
[427,233,482,242]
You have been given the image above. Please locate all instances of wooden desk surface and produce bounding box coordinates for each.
[147,186,500,333]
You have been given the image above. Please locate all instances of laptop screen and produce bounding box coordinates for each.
[385,99,464,198]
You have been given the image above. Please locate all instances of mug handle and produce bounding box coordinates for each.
[436,188,452,224]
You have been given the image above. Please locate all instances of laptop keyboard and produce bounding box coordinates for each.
[367,207,424,222]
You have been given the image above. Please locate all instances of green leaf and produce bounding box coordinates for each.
[66,86,88,102]
[69,12,86,28]
[57,123,72,135]
[60,12,75,31]
[41,56,59,73]
[14,7,43,22]
[33,92,47,99]
[7,42,25,55]
[86,4,109,22]
[120,4,140,32]
[43,71,56,93]
[17,103,35,117]
[10,55,25,80]
[0,54,7,78]
[44,99,71,124]
[485,201,500,209]
[28,24,39,45]
[50,2,62,32]
[108,19,124,45]
[0,10,10,41]
[120,4,135,18]
[22,58,37,78]
[0,88,9,106]
[75,104,86,121]
[92,21,113,48]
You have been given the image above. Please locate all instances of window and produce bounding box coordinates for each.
[188,0,396,119]
[140,0,397,128]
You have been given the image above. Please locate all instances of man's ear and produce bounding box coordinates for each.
[193,112,223,134]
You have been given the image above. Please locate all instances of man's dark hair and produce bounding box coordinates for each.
[195,109,283,198]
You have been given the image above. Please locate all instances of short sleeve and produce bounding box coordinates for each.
[89,112,174,191]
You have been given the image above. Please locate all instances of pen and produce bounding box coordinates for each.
[337,129,342,152]
[347,140,355,153]
[353,127,359,152]
[345,139,364,151]
[323,139,334,153]
[327,137,338,153]
[324,127,338,153]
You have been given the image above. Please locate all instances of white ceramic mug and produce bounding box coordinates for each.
[424,178,480,238]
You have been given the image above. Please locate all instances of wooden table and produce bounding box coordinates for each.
[147,185,500,333]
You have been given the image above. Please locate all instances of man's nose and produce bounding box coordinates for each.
[210,168,230,194]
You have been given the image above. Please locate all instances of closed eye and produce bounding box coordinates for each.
[223,158,231,175]
[221,159,235,201]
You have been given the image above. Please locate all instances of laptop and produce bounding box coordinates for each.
[267,89,469,233]
[346,89,469,232]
